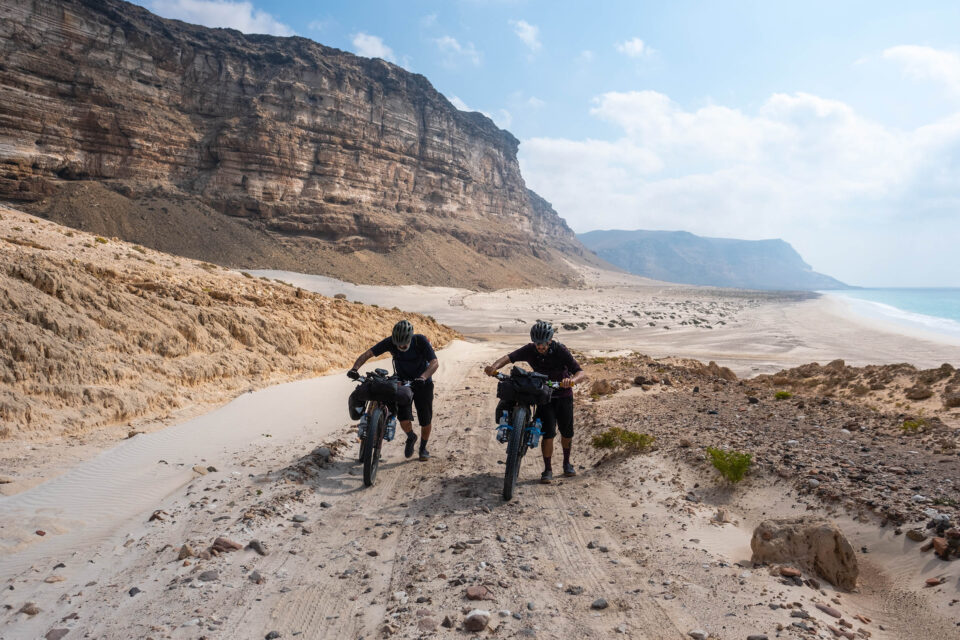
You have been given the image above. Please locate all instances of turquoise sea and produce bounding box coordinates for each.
[825,288,960,341]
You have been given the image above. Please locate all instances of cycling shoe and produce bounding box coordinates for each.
[404,432,418,458]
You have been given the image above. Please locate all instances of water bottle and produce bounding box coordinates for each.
[385,415,397,442]
[528,418,543,448]
[496,410,510,444]
[357,414,368,439]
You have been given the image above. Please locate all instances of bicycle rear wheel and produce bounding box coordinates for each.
[363,405,385,487]
[502,406,527,501]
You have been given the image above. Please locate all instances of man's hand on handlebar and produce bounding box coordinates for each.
[484,365,499,377]
[347,369,360,380]
[560,378,575,388]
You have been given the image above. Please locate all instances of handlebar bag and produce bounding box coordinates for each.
[498,373,553,406]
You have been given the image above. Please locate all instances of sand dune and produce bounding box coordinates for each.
[0,205,457,491]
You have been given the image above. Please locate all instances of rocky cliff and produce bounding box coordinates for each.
[0,0,583,288]
[578,229,848,290]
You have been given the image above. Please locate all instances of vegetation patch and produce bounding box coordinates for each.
[901,418,926,433]
[706,447,752,483]
[774,390,792,400]
[591,427,655,453]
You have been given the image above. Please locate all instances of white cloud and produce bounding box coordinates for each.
[527,96,545,109]
[435,36,481,67]
[520,89,960,286]
[307,19,329,32]
[578,50,595,64]
[147,0,293,36]
[883,45,960,95]
[446,96,511,129]
[509,19,541,52]
[450,96,471,111]
[351,32,395,62]
[616,37,654,58]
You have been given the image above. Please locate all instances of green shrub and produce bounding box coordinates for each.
[241,271,253,278]
[591,427,655,453]
[901,418,926,433]
[706,447,752,483]
[95,236,107,244]
[774,391,792,400]
[132,245,146,254]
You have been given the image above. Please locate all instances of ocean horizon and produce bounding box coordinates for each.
[824,287,960,343]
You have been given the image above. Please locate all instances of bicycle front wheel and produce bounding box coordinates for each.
[502,406,527,501]
[363,405,385,487]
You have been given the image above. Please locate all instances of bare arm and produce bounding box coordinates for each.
[351,349,374,372]
[562,369,589,388]
[418,358,439,381]
[484,355,511,376]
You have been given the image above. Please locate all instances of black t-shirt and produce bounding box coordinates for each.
[371,334,437,380]
[508,341,582,399]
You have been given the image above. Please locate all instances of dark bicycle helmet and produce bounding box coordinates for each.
[530,320,554,344]
[392,319,414,347]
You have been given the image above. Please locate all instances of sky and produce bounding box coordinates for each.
[131,0,960,287]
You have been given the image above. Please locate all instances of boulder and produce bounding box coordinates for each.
[750,518,858,590]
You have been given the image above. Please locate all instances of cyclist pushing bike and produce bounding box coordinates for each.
[484,321,586,484]
[348,320,439,461]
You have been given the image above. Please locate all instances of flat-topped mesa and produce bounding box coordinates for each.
[0,0,579,273]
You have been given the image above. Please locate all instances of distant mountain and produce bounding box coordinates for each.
[578,229,848,290]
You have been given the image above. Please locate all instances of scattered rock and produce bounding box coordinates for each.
[464,609,490,632]
[18,602,40,616]
[925,577,944,587]
[441,615,454,628]
[750,518,858,590]
[688,631,708,640]
[265,632,281,640]
[198,570,219,582]
[779,566,802,578]
[177,544,195,560]
[249,571,265,584]
[191,465,208,475]
[247,540,268,556]
[128,587,141,597]
[292,514,308,523]
[212,537,243,553]
[45,630,69,640]
[565,585,584,595]
[44,575,65,583]
[815,603,841,618]
[906,529,927,542]
[591,598,609,610]
[418,617,439,632]
[466,585,491,600]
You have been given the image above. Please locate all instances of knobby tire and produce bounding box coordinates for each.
[502,406,528,501]
[363,405,385,487]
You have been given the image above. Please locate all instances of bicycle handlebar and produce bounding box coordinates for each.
[493,371,561,388]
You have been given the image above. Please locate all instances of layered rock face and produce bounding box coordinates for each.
[0,0,581,286]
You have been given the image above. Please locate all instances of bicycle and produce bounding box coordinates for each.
[349,368,411,487]
[491,367,560,501]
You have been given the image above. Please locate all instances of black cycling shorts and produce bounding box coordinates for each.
[397,379,434,426]
[533,396,574,440]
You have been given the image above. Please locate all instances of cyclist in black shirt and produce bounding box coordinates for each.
[348,320,439,461]
[484,321,586,483]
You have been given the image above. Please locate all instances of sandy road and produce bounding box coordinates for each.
[0,340,686,639]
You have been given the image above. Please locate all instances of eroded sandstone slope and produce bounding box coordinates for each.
[0,0,586,288]
[0,205,458,440]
